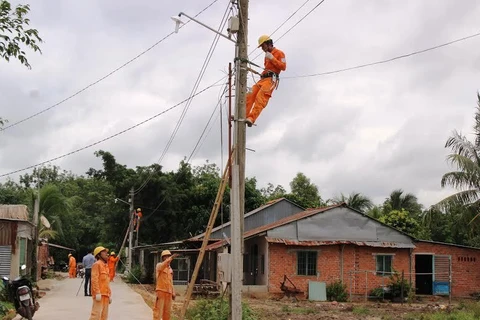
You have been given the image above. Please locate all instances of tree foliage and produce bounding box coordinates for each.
[333,192,373,212]
[0,1,42,69]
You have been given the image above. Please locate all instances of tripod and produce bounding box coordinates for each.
[76,277,85,296]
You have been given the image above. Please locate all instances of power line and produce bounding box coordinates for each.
[0,0,221,132]
[247,0,311,57]
[284,31,480,79]
[0,77,226,178]
[134,1,233,195]
[250,0,327,66]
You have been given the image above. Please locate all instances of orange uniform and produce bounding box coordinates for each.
[68,256,76,278]
[89,260,111,320]
[107,256,120,282]
[246,47,286,125]
[153,256,175,320]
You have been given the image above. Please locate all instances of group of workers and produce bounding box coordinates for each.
[66,248,177,320]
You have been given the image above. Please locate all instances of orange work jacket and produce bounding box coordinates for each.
[155,257,174,294]
[108,256,119,270]
[262,47,286,76]
[69,256,76,268]
[90,260,111,297]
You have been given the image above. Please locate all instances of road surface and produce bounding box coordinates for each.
[21,277,152,320]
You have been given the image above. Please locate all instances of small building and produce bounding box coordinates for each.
[0,205,35,279]
[204,203,480,299]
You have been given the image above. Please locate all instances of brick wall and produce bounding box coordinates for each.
[413,242,480,298]
[268,243,411,296]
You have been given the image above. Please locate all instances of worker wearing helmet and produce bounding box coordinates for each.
[68,253,77,278]
[89,246,112,320]
[107,252,120,282]
[153,250,179,320]
[245,35,286,127]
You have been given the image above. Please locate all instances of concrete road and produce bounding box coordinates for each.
[21,277,152,320]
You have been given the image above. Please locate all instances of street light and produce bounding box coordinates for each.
[173,12,237,43]
[114,198,130,206]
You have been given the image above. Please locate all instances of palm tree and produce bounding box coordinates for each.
[438,94,480,222]
[383,189,422,215]
[31,184,77,239]
[333,192,374,212]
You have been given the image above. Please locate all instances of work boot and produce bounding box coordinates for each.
[245,118,253,127]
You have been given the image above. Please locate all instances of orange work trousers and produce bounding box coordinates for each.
[246,77,276,124]
[89,296,109,320]
[153,291,172,320]
[69,267,76,278]
[109,268,115,282]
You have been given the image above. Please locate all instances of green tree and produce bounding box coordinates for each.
[0,1,42,69]
[379,209,430,239]
[438,94,480,223]
[333,192,373,212]
[383,189,422,217]
[261,183,286,201]
[367,205,383,219]
[288,172,323,208]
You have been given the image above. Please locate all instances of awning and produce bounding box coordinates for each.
[48,243,76,251]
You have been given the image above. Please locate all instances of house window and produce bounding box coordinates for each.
[376,255,392,276]
[297,251,317,276]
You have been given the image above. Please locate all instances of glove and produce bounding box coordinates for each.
[95,294,102,302]
[265,52,274,60]
[109,297,112,304]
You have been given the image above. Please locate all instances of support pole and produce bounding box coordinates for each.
[127,187,134,272]
[230,0,248,318]
[179,150,234,320]
[228,62,233,188]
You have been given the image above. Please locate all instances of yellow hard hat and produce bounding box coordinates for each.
[136,208,142,211]
[94,246,108,257]
[161,250,172,258]
[110,252,116,256]
[68,253,72,257]
[258,35,271,48]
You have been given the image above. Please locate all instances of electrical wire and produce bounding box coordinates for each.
[250,0,327,63]
[0,77,227,179]
[283,31,480,79]
[133,1,233,195]
[0,0,221,132]
[140,80,230,223]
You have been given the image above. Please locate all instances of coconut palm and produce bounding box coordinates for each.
[438,94,480,222]
[383,189,422,216]
[333,192,374,212]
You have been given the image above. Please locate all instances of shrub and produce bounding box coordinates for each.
[326,280,348,302]
[126,265,143,284]
[0,301,14,318]
[185,298,257,320]
[388,271,410,300]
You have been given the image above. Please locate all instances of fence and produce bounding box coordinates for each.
[346,269,452,304]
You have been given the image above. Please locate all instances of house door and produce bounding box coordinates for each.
[432,255,451,295]
[251,244,258,285]
[0,246,12,278]
[415,254,433,295]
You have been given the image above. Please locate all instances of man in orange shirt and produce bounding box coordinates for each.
[107,252,120,282]
[68,253,76,278]
[153,250,178,320]
[89,246,112,320]
[246,35,287,127]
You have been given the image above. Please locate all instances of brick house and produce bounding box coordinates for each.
[203,203,480,298]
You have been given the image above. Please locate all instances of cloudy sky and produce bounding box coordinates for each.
[1,0,479,207]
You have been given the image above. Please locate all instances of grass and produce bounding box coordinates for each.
[352,306,370,315]
[403,301,480,320]
[280,305,315,314]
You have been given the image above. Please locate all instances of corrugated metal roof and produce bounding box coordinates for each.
[244,203,344,239]
[0,205,29,221]
[265,237,415,248]
[190,198,302,240]
[204,204,345,251]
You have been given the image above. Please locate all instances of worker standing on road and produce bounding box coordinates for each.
[153,250,178,320]
[246,35,286,127]
[83,250,95,296]
[108,252,120,282]
[89,246,112,320]
[68,253,76,278]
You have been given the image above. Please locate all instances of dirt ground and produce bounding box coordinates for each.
[127,283,464,320]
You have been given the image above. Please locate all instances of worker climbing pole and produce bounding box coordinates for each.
[245,35,287,127]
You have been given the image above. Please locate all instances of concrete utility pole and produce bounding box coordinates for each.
[32,176,40,280]
[230,0,248,318]
[127,187,134,272]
